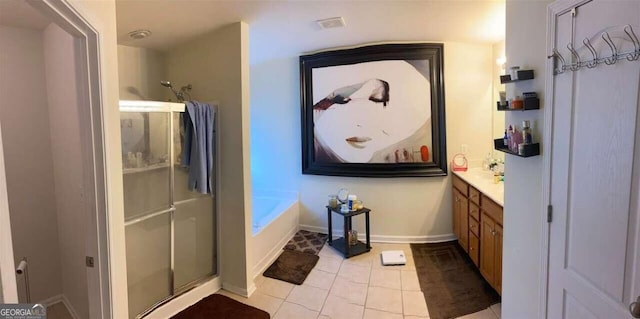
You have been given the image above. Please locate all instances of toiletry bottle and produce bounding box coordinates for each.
[503,130,508,147]
[522,120,532,144]
[483,152,492,170]
[507,125,513,150]
[513,127,523,153]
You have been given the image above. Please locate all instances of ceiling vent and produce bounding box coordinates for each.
[316,17,346,29]
[128,29,152,40]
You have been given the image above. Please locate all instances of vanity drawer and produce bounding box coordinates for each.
[469,186,480,205]
[469,233,479,267]
[481,195,503,225]
[469,214,480,237]
[469,202,480,221]
[452,175,468,197]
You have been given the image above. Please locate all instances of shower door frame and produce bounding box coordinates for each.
[0,0,113,317]
[120,101,219,319]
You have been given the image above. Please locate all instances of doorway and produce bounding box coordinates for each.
[0,0,111,318]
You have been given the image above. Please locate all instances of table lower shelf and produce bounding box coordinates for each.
[328,237,371,258]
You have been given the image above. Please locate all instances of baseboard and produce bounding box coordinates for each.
[299,224,456,243]
[146,276,221,319]
[222,281,254,298]
[251,223,299,281]
[37,294,79,319]
[60,295,80,319]
[37,294,63,307]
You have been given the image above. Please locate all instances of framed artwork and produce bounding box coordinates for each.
[300,43,447,177]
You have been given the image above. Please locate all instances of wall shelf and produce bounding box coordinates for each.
[123,162,170,175]
[500,70,534,84]
[496,98,540,111]
[493,139,540,157]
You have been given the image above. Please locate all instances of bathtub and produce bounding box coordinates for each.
[251,190,299,279]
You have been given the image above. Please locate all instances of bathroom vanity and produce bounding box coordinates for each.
[452,169,504,295]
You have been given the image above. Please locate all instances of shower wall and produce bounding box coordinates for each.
[165,22,253,294]
[117,45,167,101]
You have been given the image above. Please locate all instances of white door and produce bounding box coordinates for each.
[548,0,640,318]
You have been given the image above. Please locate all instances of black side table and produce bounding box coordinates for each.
[326,206,371,258]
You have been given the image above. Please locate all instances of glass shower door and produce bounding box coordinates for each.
[121,111,172,318]
[172,112,216,290]
[120,101,217,318]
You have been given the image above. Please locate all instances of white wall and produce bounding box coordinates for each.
[166,22,253,294]
[117,45,167,101]
[43,23,89,318]
[0,25,63,303]
[250,42,494,241]
[502,1,551,318]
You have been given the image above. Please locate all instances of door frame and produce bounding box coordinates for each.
[0,0,112,317]
[0,124,18,302]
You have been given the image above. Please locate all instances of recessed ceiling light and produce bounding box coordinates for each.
[316,17,346,29]
[128,29,152,40]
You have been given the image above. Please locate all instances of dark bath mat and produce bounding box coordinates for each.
[263,250,319,285]
[411,241,500,319]
[171,293,269,319]
[283,230,328,255]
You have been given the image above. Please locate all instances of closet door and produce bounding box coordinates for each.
[547,1,640,318]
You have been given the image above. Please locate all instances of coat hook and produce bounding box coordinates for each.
[624,25,640,61]
[602,32,618,65]
[567,42,581,71]
[583,38,599,68]
[551,48,567,74]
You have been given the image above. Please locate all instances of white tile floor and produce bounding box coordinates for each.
[218,243,502,319]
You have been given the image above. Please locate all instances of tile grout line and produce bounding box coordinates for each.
[316,245,340,317]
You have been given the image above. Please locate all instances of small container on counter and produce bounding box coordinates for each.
[348,194,357,211]
[328,195,338,208]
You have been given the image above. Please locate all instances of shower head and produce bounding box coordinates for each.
[161,80,191,102]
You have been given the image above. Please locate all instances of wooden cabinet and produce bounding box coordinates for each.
[452,176,469,252]
[480,206,503,294]
[452,174,503,295]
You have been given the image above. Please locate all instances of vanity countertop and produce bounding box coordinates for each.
[453,168,504,206]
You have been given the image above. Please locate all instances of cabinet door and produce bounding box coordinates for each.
[494,223,503,295]
[452,188,461,239]
[469,233,480,267]
[480,212,495,286]
[459,195,469,252]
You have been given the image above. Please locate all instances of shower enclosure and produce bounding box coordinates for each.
[119,100,217,318]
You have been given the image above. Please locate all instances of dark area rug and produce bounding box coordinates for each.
[171,294,269,319]
[263,250,319,285]
[284,230,328,255]
[411,241,500,319]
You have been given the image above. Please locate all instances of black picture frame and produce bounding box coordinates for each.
[300,43,447,177]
